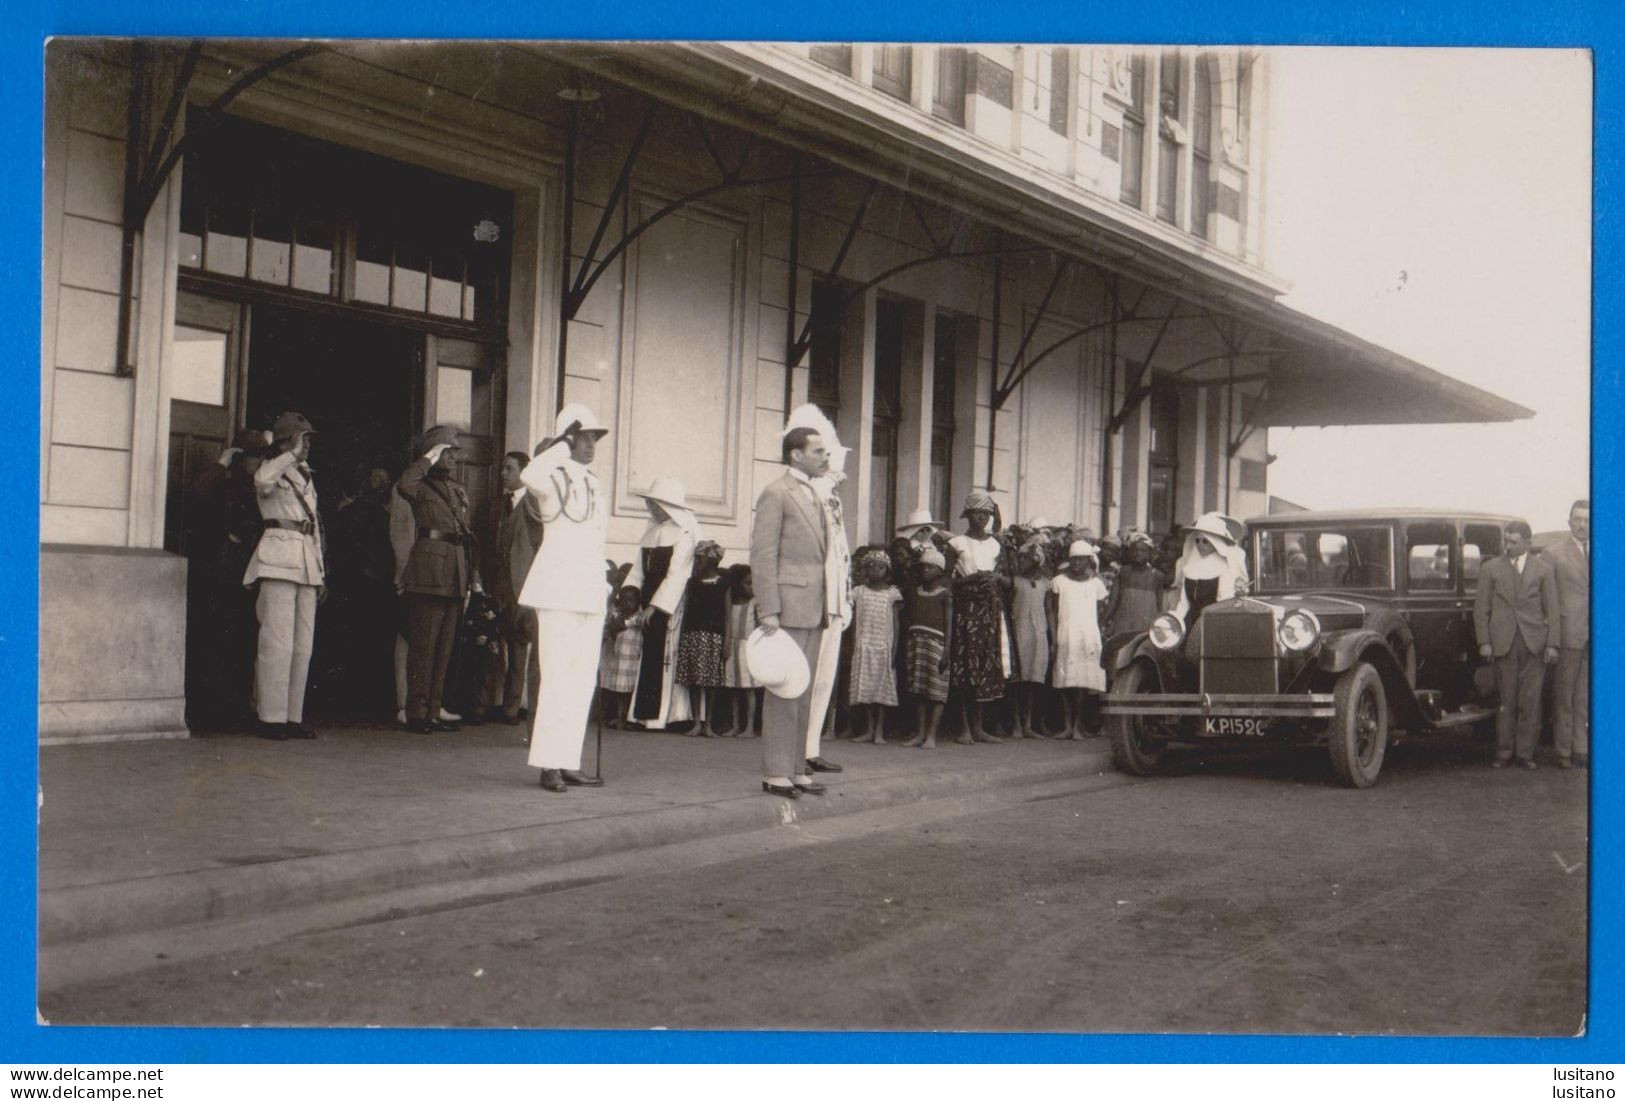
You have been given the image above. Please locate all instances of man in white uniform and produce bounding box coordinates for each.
[519,404,610,792]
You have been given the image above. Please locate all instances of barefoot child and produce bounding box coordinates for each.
[1009,538,1054,739]
[722,563,763,737]
[847,547,902,744]
[901,547,952,749]
[599,584,644,729]
[674,540,729,736]
[1052,539,1109,740]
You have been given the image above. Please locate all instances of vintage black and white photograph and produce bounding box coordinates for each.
[36,40,1589,1035]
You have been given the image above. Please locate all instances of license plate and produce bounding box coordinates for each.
[1204,716,1271,736]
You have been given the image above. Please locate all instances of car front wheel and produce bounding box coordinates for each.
[1328,661,1389,788]
[1110,660,1169,777]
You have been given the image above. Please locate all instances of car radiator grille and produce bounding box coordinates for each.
[1200,611,1279,694]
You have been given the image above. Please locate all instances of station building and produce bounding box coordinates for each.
[39,41,1530,742]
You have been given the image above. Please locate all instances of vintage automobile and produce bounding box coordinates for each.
[1102,509,1521,788]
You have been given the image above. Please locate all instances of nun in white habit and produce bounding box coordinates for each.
[1170,511,1251,630]
[623,476,701,729]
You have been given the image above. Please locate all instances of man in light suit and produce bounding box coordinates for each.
[1543,499,1589,769]
[750,426,834,799]
[1474,519,1562,769]
[488,450,543,725]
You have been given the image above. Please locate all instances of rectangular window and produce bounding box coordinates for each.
[809,44,853,74]
[930,313,957,526]
[873,45,913,101]
[933,47,967,125]
[1146,378,1179,536]
[1120,55,1146,209]
[1256,527,1395,592]
[177,111,511,332]
[171,325,229,406]
[1048,48,1071,135]
[1155,50,1183,224]
[808,279,843,420]
[1462,523,1504,587]
[870,299,905,539]
[1406,522,1456,592]
[1191,54,1213,239]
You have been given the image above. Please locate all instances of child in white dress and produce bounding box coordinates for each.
[1051,539,1108,740]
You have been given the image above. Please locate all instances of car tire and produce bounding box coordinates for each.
[1328,661,1389,788]
[1110,660,1168,777]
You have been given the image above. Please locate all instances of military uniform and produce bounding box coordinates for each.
[242,415,324,736]
[397,425,477,730]
[519,404,611,788]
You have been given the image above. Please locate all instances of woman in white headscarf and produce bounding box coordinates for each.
[1170,511,1251,629]
[623,476,701,729]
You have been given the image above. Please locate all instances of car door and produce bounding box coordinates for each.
[1402,520,1465,695]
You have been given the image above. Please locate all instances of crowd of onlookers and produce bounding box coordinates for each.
[181,423,1587,771]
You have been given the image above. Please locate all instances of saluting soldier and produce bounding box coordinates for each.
[397,424,479,734]
[519,404,611,791]
[242,412,325,741]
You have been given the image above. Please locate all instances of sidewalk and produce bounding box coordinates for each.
[40,721,1114,956]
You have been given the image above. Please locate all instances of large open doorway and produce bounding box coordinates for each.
[245,306,422,723]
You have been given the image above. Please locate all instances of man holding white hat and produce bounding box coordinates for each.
[750,417,837,798]
[519,403,610,792]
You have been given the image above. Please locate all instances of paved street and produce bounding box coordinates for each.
[41,735,1587,1036]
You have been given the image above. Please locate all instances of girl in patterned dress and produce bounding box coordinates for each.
[847,547,903,745]
[598,585,644,729]
[901,546,952,749]
[1009,538,1055,739]
[1052,539,1110,740]
[948,492,1013,745]
[721,564,762,738]
[675,540,729,736]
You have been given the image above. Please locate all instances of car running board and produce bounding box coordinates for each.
[1427,705,1498,729]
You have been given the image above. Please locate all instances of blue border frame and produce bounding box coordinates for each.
[4,0,1615,1064]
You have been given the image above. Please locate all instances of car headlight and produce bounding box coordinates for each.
[1278,609,1322,652]
[1148,612,1186,651]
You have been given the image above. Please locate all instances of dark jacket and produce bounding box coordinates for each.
[396,457,476,599]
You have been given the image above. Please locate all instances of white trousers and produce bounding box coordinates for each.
[254,579,318,724]
[527,609,606,770]
[804,621,845,758]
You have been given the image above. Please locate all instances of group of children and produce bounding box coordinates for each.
[598,546,766,737]
[593,516,1170,746]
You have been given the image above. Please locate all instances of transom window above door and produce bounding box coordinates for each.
[177,112,512,331]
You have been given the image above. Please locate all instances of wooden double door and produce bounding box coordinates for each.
[167,290,504,722]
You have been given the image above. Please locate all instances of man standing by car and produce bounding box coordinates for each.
[1544,499,1589,769]
[1474,519,1561,770]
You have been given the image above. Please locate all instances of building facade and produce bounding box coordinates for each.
[39,41,1528,743]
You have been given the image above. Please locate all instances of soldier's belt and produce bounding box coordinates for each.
[419,528,472,546]
[264,519,315,535]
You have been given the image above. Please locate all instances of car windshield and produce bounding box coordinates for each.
[1254,525,1394,592]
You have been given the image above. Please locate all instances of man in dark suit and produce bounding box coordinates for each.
[1474,519,1561,769]
[750,426,834,799]
[488,450,543,725]
[397,424,478,734]
[1543,499,1589,768]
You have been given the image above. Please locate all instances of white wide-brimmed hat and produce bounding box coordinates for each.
[554,402,608,439]
[637,475,691,514]
[744,627,811,700]
[895,508,941,538]
[1184,512,1237,544]
[1069,539,1100,559]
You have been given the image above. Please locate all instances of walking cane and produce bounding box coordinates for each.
[594,685,606,781]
